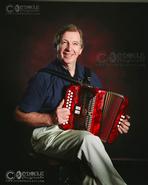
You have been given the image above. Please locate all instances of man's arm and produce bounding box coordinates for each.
[15,100,70,127]
[15,106,55,127]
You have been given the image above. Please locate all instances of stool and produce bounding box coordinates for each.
[28,151,82,185]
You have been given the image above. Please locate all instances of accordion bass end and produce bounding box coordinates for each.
[60,85,128,144]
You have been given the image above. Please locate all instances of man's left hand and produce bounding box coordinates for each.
[117,115,130,134]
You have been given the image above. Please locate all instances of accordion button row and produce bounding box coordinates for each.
[63,90,74,125]
[66,90,74,110]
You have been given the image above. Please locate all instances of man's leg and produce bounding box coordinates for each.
[31,126,126,185]
[77,133,126,185]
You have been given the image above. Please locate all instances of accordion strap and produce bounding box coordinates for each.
[39,66,92,87]
[83,67,91,85]
[39,68,82,85]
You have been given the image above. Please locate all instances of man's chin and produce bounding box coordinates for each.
[62,58,76,65]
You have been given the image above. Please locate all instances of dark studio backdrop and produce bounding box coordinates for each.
[0,0,148,184]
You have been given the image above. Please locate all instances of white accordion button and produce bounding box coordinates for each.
[75,106,81,110]
[74,110,80,114]
[63,121,68,125]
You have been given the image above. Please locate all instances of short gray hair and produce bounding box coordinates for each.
[54,24,84,48]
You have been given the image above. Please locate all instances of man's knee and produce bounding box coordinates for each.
[77,130,92,140]
[78,131,101,145]
[77,131,105,152]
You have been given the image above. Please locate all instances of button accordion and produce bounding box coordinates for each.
[60,84,128,143]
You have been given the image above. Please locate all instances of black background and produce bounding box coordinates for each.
[0,1,148,184]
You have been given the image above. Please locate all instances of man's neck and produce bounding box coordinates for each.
[62,62,76,77]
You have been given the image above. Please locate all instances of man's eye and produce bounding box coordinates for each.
[61,41,67,45]
[73,42,79,46]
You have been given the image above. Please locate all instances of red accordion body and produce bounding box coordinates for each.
[60,84,128,143]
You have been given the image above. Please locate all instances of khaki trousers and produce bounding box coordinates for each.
[31,125,127,185]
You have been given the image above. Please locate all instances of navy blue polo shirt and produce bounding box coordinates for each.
[19,59,102,113]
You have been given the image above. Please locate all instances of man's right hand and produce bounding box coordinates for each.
[55,99,70,125]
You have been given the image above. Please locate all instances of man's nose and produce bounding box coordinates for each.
[66,43,72,51]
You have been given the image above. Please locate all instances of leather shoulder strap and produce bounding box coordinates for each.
[83,67,91,85]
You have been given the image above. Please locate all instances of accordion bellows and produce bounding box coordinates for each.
[60,84,128,144]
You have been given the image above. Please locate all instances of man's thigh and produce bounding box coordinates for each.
[32,126,93,160]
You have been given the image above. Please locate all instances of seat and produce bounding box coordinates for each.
[28,151,82,185]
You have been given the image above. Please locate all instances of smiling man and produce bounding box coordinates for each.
[15,24,130,185]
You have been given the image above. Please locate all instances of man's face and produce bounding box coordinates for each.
[57,31,83,65]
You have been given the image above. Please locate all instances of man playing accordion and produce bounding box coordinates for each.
[15,24,130,185]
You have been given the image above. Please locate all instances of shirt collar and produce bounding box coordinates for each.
[55,59,84,82]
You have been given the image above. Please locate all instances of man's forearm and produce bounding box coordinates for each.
[15,106,55,127]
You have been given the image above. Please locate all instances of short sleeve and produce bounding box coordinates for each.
[18,73,49,112]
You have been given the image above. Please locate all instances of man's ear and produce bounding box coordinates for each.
[56,44,60,51]
[79,47,83,55]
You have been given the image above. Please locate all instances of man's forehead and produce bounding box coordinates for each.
[61,31,81,40]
